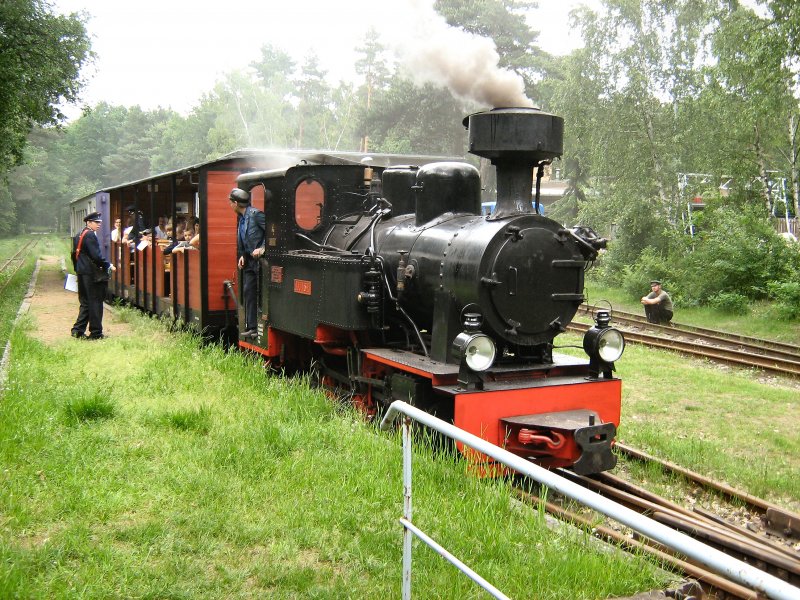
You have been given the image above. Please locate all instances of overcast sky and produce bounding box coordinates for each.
[52,0,594,118]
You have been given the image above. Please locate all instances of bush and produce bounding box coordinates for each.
[682,205,799,303]
[616,247,676,301]
[767,281,800,320]
[708,292,750,315]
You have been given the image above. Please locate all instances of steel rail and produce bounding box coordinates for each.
[616,443,800,538]
[558,470,800,585]
[380,401,800,600]
[600,314,800,363]
[516,489,761,600]
[597,472,800,563]
[1,258,41,391]
[567,321,800,377]
[0,239,37,274]
[0,240,38,299]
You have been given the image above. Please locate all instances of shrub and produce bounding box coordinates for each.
[617,247,676,301]
[708,292,750,315]
[682,205,799,303]
[767,281,800,320]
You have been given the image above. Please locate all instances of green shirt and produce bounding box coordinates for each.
[647,290,673,311]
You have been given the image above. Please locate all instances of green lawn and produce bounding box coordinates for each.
[617,341,799,507]
[578,279,799,507]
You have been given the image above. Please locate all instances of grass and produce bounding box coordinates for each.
[63,393,116,425]
[580,277,799,506]
[160,405,212,434]
[0,298,672,599]
[615,342,800,506]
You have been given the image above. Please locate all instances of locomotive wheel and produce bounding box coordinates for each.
[310,353,378,419]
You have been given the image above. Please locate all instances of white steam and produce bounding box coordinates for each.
[385,0,534,108]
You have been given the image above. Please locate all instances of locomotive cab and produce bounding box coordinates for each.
[236,160,375,254]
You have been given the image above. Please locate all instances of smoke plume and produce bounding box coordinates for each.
[388,0,534,108]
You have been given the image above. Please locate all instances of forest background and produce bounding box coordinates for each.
[2,0,800,317]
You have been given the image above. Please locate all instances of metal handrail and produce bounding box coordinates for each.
[380,401,800,600]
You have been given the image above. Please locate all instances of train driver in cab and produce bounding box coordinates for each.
[230,188,265,338]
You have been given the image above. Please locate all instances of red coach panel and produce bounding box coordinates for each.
[205,171,240,312]
[174,254,185,309]
[188,249,201,311]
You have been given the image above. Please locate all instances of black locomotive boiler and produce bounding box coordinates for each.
[235,107,625,475]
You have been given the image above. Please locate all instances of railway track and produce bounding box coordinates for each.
[0,239,38,298]
[569,305,800,378]
[517,445,800,599]
[616,443,800,540]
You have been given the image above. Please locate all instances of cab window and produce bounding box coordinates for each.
[295,179,324,230]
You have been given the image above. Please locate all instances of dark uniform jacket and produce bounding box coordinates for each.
[72,228,111,276]
[237,206,266,261]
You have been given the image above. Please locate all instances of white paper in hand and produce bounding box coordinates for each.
[64,273,78,292]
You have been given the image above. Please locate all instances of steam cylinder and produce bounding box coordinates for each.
[414,162,481,225]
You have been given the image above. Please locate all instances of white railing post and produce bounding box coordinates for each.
[402,416,412,600]
[395,413,511,600]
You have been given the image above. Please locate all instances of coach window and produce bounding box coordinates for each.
[295,178,325,231]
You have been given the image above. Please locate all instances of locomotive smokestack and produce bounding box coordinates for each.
[464,107,564,219]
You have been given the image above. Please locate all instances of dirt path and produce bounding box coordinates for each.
[27,256,134,344]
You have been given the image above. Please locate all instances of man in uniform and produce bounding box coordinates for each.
[230,188,265,337]
[641,280,673,324]
[71,212,115,339]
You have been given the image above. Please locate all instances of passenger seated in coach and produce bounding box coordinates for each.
[120,214,135,283]
[157,223,173,248]
[163,221,185,256]
[137,229,153,248]
[171,227,196,253]
[121,214,134,243]
[189,218,200,248]
[111,218,123,242]
[155,215,169,240]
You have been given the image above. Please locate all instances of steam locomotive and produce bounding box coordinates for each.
[232,107,625,475]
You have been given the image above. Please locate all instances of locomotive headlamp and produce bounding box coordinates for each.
[456,333,496,372]
[583,310,625,379]
[596,328,625,362]
[453,313,496,390]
